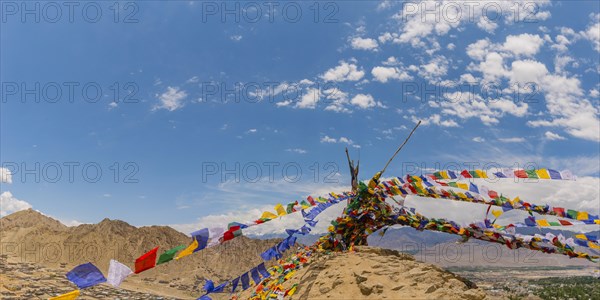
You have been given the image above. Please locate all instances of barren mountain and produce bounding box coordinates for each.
[0,209,490,299]
[0,209,281,298]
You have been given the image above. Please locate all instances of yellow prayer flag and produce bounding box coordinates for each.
[176,239,198,260]
[274,204,286,216]
[50,290,80,300]
[260,211,278,220]
[440,170,449,179]
[575,234,588,240]
[287,285,298,296]
[457,182,468,190]
[491,210,503,219]
[284,270,296,280]
[589,242,600,250]
[577,211,589,220]
[595,219,600,225]
[536,169,550,179]
[457,192,468,199]
[536,219,550,227]
[475,169,487,178]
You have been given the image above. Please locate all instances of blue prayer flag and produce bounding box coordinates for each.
[241,272,250,290]
[66,262,107,289]
[250,267,261,285]
[191,228,210,252]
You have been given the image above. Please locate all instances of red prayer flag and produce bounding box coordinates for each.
[134,247,158,274]
[514,170,528,178]
[307,196,316,206]
[558,219,572,226]
[552,207,565,216]
[460,170,472,178]
[488,190,498,199]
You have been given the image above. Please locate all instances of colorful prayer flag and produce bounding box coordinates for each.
[157,245,186,265]
[49,290,80,300]
[134,247,158,274]
[66,262,107,289]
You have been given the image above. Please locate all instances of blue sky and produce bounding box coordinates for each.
[1,1,599,232]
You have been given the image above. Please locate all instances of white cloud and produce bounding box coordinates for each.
[544,131,566,141]
[502,33,544,57]
[350,94,376,109]
[295,88,321,109]
[154,87,187,111]
[432,91,528,126]
[371,66,412,83]
[581,13,600,52]
[411,114,459,127]
[472,137,485,143]
[246,128,257,134]
[230,35,243,41]
[320,61,365,82]
[0,191,32,217]
[320,136,337,143]
[286,148,307,154]
[466,38,600,141]
[498,137,526,143]
[0,167,12,184]
[320,135,359,147]
[391,1,551,49]
[350,37,379,51]
[323,88,351,113]
[418,56,448,82]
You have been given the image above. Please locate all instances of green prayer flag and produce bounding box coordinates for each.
[525,169,538,179]
[448,182,458,188]
[157,245,186,265]
[469,170,479,178]
[567,209,578,219]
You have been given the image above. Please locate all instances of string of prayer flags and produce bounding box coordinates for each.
[49,289,80,300]
[157,245,186,265]
[424,168,575,181]
[66,262,107,289]
[134,247,159,274]
[107,259,133,287]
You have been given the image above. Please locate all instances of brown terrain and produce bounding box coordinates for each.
[5,208,571,299]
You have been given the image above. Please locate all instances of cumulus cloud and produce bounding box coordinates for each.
[295,88,321,109]
[0,191,32,217]
[350,37,379,51]
[320,61,365,82]
[472,137,485,143]
[581,13,600,52]
[320,135,360,148]
[371,66,412,83]
[390,1,551,49]
[411,114,459,127]
[466,38,600,141]
[154,87,187,111]
[350,94,376,109]
[502,33,544,57]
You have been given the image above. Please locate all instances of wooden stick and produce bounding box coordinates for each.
[380,120,421,175]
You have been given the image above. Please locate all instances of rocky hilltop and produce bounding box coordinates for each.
[1,209,488,299]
